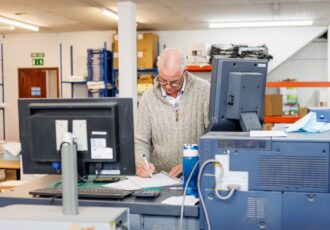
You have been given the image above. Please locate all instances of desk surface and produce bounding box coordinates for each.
[0,175,198,218]
[0,160,20,169]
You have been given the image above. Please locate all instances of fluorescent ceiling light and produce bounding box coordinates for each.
[0,26,15,31]
[209,20,314,28]
[102,9,119,21]
[0,16,39,31]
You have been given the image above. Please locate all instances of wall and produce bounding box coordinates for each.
[2,31,115,141]
[155,27,328,107]
[268,40,328,106]
[155,26,327,72]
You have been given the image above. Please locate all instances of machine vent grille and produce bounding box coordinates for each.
[259,155,328,189]
[218,139,268,150]
[247,197,265,219]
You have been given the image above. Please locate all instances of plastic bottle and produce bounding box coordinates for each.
[182,144,199,198]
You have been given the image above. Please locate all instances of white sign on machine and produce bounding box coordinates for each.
[215,153,249,191]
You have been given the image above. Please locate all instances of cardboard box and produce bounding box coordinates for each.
[137,51,156,69]
[113,33,158,52]
[113,50,157,69]
[138,75,154,84]
[113,33,158,69]
[264,94,283,116]
[299,106,309,117]
[263,123,273,131]
[5,169,17,180]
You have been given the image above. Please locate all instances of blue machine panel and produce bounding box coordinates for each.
[199,132,330,230]
[229,142,329,193]
[200,191,282,230]
[283,192,330,230]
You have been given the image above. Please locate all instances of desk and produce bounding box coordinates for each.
[0,204,129,230]
[0,175,199,230]
[0,160,20,180]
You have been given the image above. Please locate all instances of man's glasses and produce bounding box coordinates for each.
[156,72,185,88]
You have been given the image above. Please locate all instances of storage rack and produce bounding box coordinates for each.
[87,48,115,97]
[60,44,87,98]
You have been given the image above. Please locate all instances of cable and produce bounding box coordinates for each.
[197,159,239,230]
[49,195,61,205]
[179,160,200,230]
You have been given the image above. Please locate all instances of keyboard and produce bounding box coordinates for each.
[29,187,133,199]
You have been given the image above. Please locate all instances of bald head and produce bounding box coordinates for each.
[156,48,186,97]
[157,48,185,74]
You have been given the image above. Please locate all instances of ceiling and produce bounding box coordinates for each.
[0,0,330,33]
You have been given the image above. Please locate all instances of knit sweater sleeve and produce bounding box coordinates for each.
[203,81,210,129]
[135,92,153,166]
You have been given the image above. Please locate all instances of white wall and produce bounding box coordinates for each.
[155,26,327,72]
[268,40,328,107]
[155,27,328,107]
[2,31,115,141]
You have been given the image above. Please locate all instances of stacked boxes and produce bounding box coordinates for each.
[113,33,159,69]
[280,82,299,115]
[264,94,283,116]
[137,75,154,95]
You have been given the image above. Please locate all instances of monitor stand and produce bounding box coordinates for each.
[240,112,263,131]
[61,132,79,215]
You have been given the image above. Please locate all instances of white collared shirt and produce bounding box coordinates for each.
[160,77,186,110]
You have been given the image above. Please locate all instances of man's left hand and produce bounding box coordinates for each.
[169,164,182,177]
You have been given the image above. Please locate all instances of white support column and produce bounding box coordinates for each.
[118,1,137,119]
[328,25,330,106]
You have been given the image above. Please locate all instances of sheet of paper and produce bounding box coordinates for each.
[102,179,141,191]
[161,195,199,206]
[3,142,21,156]
[250,130,287,137]
[126,172,181,189]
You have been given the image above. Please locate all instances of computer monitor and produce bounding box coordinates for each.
[18,98,135,177]
[208,57,268,132]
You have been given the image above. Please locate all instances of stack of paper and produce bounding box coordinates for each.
[250,130,287,137]
[103,172,181,190]
[161,195,199,206]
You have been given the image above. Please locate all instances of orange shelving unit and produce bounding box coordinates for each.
[264,81,330,123]
[264,116,301,123]
[266,81,330,88]
[186,65,212,72]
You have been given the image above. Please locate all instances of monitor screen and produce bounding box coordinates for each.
[18,98,135,177]
[208,57,268,132]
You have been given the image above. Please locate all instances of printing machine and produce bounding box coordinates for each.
[199,131,330,230]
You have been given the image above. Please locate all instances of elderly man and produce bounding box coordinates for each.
[135,48,210,178]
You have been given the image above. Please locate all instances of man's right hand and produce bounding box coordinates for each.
[137,160,155,178]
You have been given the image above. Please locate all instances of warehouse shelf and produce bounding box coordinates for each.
[62,81,87,84]
[266,81,330,88]
[264,116,301,123]
[87,48,115,97]
[186,65,212,72]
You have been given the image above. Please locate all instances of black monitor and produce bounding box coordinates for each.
[18,98,135,177]
[208,57,268,132]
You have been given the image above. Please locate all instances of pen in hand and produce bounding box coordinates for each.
[142,154,153,178]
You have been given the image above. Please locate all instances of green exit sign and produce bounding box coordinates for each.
[32,58,44,66]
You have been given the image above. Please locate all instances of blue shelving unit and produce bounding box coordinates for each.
[87,48,115,97]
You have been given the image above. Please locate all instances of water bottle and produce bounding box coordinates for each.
[183,144,199,198]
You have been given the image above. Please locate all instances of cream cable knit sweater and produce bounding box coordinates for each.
[135,72,210,172]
